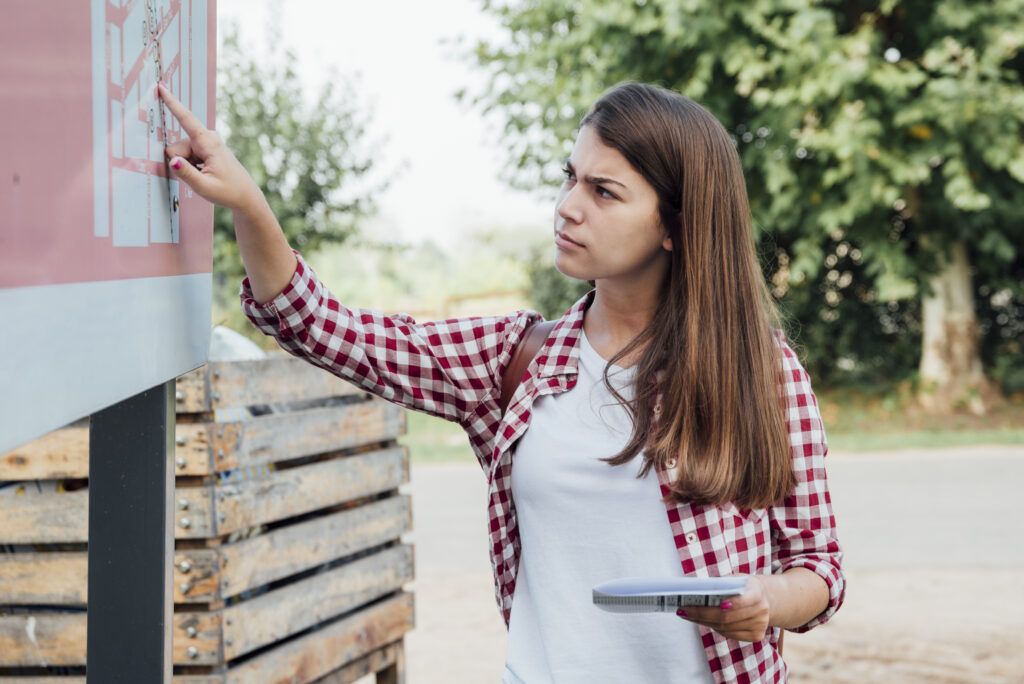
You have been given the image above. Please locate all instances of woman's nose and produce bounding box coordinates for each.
[556,185,584,223]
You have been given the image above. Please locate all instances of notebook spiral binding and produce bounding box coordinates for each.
[592,591,728,613]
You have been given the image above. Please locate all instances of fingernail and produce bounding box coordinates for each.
[171,157,182,170]
[676,609,688,617]
[720,601,733,610]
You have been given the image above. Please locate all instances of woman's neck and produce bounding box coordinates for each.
[583,286,660,368]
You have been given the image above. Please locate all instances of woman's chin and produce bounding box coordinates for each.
[553,256,591,282]
[553,253,576,276]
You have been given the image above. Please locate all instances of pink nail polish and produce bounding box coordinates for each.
[720,600,733,610]
[676,609,688,617]
[171,158,182,170]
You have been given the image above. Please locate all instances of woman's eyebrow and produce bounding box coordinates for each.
[565,159,628,190]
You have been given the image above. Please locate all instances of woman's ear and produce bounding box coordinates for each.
[662,234,673,252]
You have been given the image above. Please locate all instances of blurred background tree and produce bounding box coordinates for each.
[458,0,1024,413]
[213,21,391,331]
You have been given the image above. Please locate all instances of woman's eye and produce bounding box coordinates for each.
[561,166,615,200]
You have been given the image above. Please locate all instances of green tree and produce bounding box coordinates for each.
[458,0,1024,412]
[213,23,390,317]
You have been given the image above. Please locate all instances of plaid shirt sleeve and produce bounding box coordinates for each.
[768,330,846,633]
[238,248,536,426]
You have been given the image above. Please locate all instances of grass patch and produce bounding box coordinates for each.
[399,409,478,466]
[818,384,1024,452]
[827,428,1024,452]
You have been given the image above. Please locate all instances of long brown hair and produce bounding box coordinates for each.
[582,81,797,510]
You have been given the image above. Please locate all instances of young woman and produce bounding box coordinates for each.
[158,80,845,683]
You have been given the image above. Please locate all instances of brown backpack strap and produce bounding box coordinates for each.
[498,319,555,416]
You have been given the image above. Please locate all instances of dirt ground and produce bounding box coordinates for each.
[376,446,1024,683]
[783,568,1024,683]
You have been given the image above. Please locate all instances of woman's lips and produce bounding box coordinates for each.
[555,231,584,248]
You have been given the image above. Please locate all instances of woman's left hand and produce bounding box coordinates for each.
[676,575,772,642]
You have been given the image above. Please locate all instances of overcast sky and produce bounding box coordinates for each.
[217,0,554,254]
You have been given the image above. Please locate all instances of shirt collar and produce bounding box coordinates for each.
[535,287,595,379]
[536,287,667,389]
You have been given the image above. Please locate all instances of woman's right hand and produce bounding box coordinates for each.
[157,83,263,213]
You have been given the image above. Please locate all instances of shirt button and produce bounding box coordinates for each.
[665,458,677,468]
[685,532,698,544]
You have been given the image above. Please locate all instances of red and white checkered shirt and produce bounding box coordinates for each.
[240,249,846,683]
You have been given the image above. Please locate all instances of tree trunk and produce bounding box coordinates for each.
[917,239,1003,415]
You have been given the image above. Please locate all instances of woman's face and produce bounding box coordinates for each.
[552,124,672,283]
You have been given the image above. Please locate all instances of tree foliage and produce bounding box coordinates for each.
[213,23,389,308]
[460,0,1024,390]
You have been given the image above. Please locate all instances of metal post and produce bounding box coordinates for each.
[87,380,175,683]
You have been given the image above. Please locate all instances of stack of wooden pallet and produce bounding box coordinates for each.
[0,354,415,683]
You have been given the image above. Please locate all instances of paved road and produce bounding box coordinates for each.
[385,445,1024,683]
[824,445,1024,571]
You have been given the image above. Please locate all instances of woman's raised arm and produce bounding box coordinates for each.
[157,83,296,305]
[157,84,545,427]
[238,251,543,427]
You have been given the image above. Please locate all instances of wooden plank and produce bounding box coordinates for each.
[174,548,221,604]
[0,672,235,682]
[374,639,406,684]
[172,422,218,475]
[2,441,407,542]
[221,544,413,661]
[173,643,404,684]
[213,495,412,603]
[0,545,411,668]
[0,552,87,604]
[171,611,223,666]
[0,421,216,481]
[0,421,217,480]
[0,483,212,545]
[180,445,408,540]
[176,365,212,413]
[310,640,402,684]
[0,675,85,679]
[172,486,216,541]
[0,613,86,666]
[0,492,409,597]
[0,426,88,480]
[0,489,88,544]
[0,546,413,666]
[207,356,365,409]
[223,592,414,684]
[0,398,404,479]
[213,401,406,474]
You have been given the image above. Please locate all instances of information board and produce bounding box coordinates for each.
[0,0,216,453]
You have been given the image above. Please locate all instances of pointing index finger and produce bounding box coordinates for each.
[157,83,207,138]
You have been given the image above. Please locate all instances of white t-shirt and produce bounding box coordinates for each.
[502,329,714,684]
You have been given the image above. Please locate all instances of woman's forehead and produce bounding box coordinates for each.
[569,127,639,183]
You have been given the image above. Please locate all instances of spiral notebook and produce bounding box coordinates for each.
[592,576,748,613]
